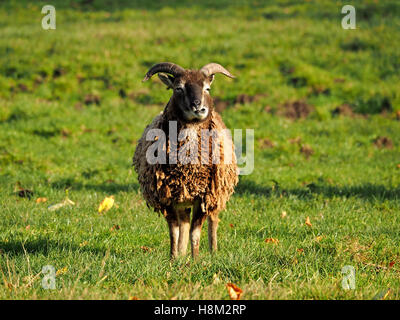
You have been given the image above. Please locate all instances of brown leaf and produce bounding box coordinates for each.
[110,224,120,232]
[129,296,139,300]
[305,216,312,227]
[140,246,152,253]
[226,283,243,300]
[389,261,395,269]
[229,223,234,228]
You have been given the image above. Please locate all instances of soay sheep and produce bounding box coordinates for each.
[133,62,239,259]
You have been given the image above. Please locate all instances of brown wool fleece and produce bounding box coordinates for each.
[133,108,238,218]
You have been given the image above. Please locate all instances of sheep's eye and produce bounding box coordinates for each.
[205,87,211,92]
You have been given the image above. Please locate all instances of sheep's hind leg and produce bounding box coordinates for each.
[177,208,191,256]
[190,201,207,259]
[165,210,179,259]
[207,215,219,253]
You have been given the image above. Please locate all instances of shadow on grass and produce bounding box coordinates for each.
[0,238,116,257]
[236,179,400,201]
[50,179,139,194]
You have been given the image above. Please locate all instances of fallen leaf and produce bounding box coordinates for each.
[98,196,115,213]
[56,267,68,276]
[79,241,88,247]
[140,246,152,253]
[297,248,304,254]
[265,238,279,244]
[226,283,243,300]
[229,223,234,228]
[48,198,75,211]
[314,235,324,242]
[397,164,400,169]
[36,197,47,203]
[281,211,287,218]
[129,296,139,300]
[25,225,30,230]
[110,224,120,232]
[389,261,395,269]
[305,216,312,227]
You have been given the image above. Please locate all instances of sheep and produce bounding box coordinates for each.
[133,62,238,259]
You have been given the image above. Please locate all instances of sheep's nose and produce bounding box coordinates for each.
[193,99,201,107]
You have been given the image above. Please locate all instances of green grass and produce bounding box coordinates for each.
[0,0,400,299]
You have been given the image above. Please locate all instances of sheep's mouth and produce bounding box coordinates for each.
[184,106,209,121]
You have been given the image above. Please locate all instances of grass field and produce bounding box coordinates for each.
[0,0,400,299]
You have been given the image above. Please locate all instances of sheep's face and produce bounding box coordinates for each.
[159,71,214,123]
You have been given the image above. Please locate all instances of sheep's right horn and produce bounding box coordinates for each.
[143,62,185,82]
[200,63,235,79]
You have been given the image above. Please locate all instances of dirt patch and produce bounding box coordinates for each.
[288,137,302,145]
[332,104,355,117]
[277,100,313,120]
[258,138,276,149]
[310,85,331,96]
[53,67,66,78]
[373,136,393,149]
[334,78,346,83]
[213,97,230,113]
[300,144,314,159]
[84,94,101,106]
[234,93,267,105]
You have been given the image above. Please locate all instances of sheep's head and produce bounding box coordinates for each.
[143,62,235,122]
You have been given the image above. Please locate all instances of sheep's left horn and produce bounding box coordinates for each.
[143,62,185,82]
[200,63,235,79]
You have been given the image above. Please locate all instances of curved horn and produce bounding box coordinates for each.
[142,62,185,82]
[200,63,235,79]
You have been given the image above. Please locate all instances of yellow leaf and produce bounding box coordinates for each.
[314,235,324,242]
[281,211,287,218]
[56,267,68,276]
[305,216,312,227]
[79,241,88,247]
[226,283,243,300]
[98,196,115,213]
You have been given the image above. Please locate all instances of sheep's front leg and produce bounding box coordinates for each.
[177,208,191,256]
[207,215,219,253]
[190,201,206,259]
[166,211,179,259]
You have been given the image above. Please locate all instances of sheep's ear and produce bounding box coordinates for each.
[158,73,174,89]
